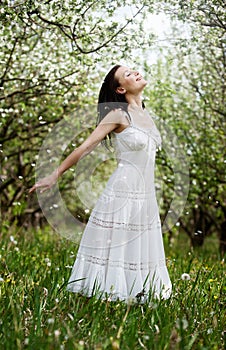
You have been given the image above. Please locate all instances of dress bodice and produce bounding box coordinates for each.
[113,110,161,167]
[114,109,161,146]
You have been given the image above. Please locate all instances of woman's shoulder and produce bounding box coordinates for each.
[103,108,130,125]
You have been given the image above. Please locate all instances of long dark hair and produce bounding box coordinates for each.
[97,64,145,148]
[97,65,128,119]
[97,65,128,148]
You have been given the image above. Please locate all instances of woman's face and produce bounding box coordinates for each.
[114,66,147,95]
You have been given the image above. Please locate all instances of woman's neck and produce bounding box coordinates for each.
[126,94,143,109]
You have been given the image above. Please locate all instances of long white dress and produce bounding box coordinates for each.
[67,109,172,303]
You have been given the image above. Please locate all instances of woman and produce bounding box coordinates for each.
[29,65,172,303]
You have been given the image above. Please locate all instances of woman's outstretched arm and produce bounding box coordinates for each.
[29,112,124,194]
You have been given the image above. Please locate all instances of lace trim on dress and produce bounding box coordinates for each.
[77,252,166,271]
[89,215,161,231]
[103,188,154,199]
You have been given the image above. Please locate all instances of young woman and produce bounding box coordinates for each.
[29,65,172,303]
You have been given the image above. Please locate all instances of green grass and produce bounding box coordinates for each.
[0,223,225,350]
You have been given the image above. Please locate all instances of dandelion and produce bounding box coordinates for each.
[24,338,29,345]
[9,235,17,245]
[181,273,190,281]
[54,329,61,338]
[44,258,51,267]
[47,318,54,324]
[127,296,136,305]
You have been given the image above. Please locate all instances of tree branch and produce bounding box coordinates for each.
[0,37,19,86]
[72,5,147,54]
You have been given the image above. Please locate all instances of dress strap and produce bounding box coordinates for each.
[125,111,133,126]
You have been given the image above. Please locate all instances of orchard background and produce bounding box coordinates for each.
[0,1,225,349]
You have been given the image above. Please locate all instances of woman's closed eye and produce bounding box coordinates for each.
[125,71,132,77]
[124,70,139,78]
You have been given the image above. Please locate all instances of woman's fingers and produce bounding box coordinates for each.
[28,173,58,194]
[28,185,38,193]
[28,182,50,194]
[39,184,50,193]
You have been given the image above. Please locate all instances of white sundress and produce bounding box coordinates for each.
[67,109,172,303]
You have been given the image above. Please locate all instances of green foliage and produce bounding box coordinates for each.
[0,226,224,349]
[143,0,225,251]
[0,0,155,225]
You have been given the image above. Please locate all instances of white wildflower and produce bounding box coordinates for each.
[10,236,17,245]
[24,338,29,345]
[54,329,61,337]
[47,318,54,324]
[181,273,191,281]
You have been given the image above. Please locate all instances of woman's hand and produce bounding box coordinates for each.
[29,170,59,194]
